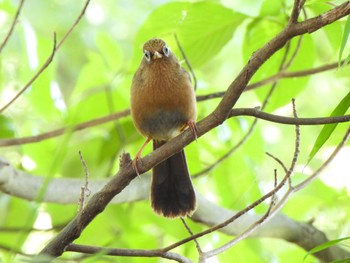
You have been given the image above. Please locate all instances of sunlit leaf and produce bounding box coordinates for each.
[259,0,285,17]
[248,26,315,111]
[303,237,350,262]
[0,115,15,138]
[95,32,124,71]
[134,1,246,68]
[332,259,350,263]
[308,91,350,161]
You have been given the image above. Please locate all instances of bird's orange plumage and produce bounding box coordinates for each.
[130,38,197,218]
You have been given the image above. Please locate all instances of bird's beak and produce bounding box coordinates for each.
[153,51,163,60]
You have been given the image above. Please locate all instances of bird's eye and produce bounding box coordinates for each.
[162,45,170,57]
[144,50,151,62]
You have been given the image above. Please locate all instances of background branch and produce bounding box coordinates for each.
[66,244,194,263]
[0,0,91,112]
[0,34,57,112]
[0,0,25,53]
[4,4,347,260]
[1,1,350,262]
[2,153,349,262]
[1,108,349,147]
[197,59,350,100]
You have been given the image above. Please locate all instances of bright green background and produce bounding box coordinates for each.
[0,0,350,262]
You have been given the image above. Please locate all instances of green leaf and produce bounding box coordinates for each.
[95,32,124,71]
[134,1,246,68]
[250,31,315,111]
[332,259,350,263]
[0,115,15,138]
[303,237,350,262]
[339,15,350,65]
[259,0,285,17]
[308,91,350,161]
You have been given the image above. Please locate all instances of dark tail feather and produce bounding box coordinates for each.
[151,140,196,218]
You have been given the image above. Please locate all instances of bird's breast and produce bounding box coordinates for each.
[131,63,196,140]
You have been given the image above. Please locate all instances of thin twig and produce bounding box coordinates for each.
[0,0,25,53]
[174,33,197,90]
[164,163,294,252]
[78,151,91,213]
[0,0,91,113]
[293,124,350,191]
[165,100,305,253]
[202,100,302,259]
[203,167,281,259]
[192,117,257,178]
[66,244,193,263]
[0,51,346,146]
[194,37,298,177]
[266,152,288,173]
[203,190,277,259]
[1,108,349,147]
[290,0,305,24]
[289,99,300,178]
[180,218,203,255]
[228,108,350,126]
[283,36,303,70]
[36,3,350,260]
[197,60,349,102]
[0,110,129,147]
[56,0,91,49]
[0,33,57,113]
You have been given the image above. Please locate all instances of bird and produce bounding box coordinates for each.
[130,38,197,218]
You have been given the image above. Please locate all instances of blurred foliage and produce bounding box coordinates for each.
[0,0,350,262]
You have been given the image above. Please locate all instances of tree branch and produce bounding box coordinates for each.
[0,33,57,113]
[210,1,350,124]
[0,0,26,53]
[290,0,305,24]
[56,0,91,49]
[6,2,346,261]
[65,244,194,263]
[0,0,91,113]
[0,110,129,146]
[1,108,349,147]
[197,59,349,100]
[2,157,349,262]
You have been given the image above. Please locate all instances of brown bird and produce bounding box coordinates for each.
[130,38,197,218]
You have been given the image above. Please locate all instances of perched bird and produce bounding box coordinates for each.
[130,38,197,218]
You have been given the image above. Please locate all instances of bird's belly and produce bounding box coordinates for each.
[140,110,187,141]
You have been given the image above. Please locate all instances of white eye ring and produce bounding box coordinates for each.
[144,50,151,62]
[162,45,170,57]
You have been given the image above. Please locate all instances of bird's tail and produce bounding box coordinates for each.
[151,140,196,218]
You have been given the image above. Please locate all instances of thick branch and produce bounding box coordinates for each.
[0,2,342,261]
[33,3,350,259]
[210,1,350,124]
[36,153,138,258]
[1,160,349,261]
[0,157,148,204]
